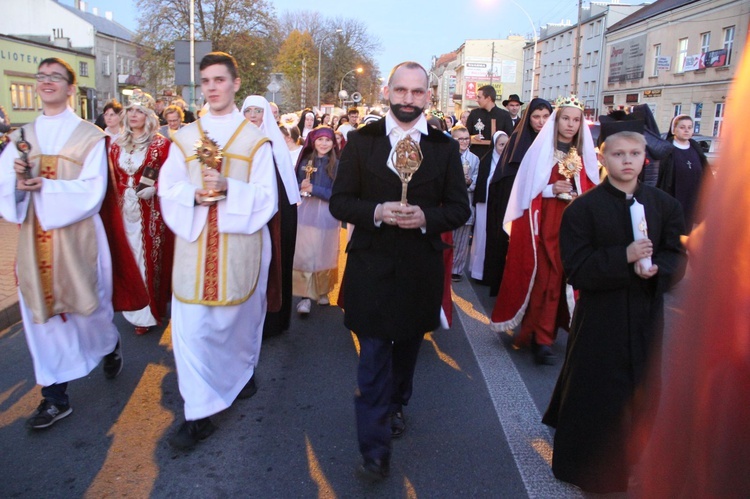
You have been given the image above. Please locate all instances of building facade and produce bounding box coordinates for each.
[0,0,142,118]
[0,34,96,125]
[430,52,458,117]
[603,0,748,135]
[452,37,527,116]
[522,2,645,119]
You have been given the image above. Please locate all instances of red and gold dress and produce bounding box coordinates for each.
[109,134,173,329]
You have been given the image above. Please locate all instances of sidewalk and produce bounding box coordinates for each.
[0,218,20,331]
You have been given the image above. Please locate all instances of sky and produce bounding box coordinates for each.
[62,0,593,74]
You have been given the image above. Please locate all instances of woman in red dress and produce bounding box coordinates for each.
[491,95,599,364]
[109,93,173,335]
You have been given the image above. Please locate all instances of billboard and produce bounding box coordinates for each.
[608,35,647,83]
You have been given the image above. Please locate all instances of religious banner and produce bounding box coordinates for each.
[700,49,728,68]
[608,35,647,83]
[683,54,701,72]
[656,56,671,71]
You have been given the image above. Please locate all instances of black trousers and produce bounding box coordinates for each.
[41,383,68,406]
[355,334,424,462]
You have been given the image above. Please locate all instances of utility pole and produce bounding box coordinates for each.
[572,0,583,95]
[489,42,496,85]
[301,57,307,109]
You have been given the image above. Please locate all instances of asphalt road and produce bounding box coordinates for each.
[0,263,583,498]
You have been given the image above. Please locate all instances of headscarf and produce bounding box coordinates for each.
[297,109,319,138]
[474,130,508,205]
[667,114,693,140]
[504,102,599,231]
[490,130,508,173]
[295,126,339,173]
[241,95,301,205]
[500,98,553,173]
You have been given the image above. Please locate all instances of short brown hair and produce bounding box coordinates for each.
[199,52,239,80]
[38,57,76,85]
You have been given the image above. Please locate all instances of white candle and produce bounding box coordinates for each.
[630,199,652,270]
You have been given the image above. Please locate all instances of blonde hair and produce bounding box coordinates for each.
[118,106,160,149]
[600,131,646,154]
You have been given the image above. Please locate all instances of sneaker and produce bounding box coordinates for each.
[297,298,311,314]
[357,457,390,482]
[169,417,216,450]
[26,399,73,429]
[318,295,330,306]
[390,411,406,438]
[103,340,123,379]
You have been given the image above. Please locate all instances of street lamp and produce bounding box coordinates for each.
[339,67,363,106]
[317,28,343,110]
[506,0,538,100]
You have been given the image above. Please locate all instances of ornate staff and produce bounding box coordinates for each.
[16,128,32,179]
[390,135,423,206]
[300,159,317,198]
[194,134,226,202]
[555,146,583,201]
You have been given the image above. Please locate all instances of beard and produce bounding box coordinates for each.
[389,103,425,123]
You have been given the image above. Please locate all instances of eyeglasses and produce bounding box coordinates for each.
[244,108,264,115]
[390,87,427,98]
[34,73,69,83]
[457,137,471,142]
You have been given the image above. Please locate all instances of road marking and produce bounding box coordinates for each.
[305,435,336,498]
[452,282,582,498]
[86,363,174,497]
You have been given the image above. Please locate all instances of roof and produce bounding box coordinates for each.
[608,0,703,33]
[58,3,135,42]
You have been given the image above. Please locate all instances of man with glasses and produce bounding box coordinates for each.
[0,57,123,430]
[330,61,470,481]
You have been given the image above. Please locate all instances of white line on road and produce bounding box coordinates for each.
[452,280,582,499]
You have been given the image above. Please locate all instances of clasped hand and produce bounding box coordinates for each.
[14,158,41,192]
[195,169,228,206]
[626,239,658,279]
[378,201,426,230]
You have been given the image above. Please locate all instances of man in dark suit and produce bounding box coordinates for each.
[329,61,470,481]
[466,85,514,160]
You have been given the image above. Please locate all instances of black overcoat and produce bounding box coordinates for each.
[542,179,686,493]
[329,118,470,341]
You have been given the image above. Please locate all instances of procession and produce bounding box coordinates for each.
[0,0,748,497]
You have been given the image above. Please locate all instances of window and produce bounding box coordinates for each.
[652,44,661,76]
[700,32,711,54]
[584,81,590,96]
[596,20,602,37]
[102,54,110,76]
[10,82,36,110]
[591,81,597,98]
[674,104,682,116]
[676,38,688,72]
[693,103,703,119]
[564,85,569,95]
[567,32,572,46]
[588,23,594,39]
[585,52,591,68]
[79,61,88,77]
[593,51,599,67]
[558,61,562,74]
[566,58,570,73]
[117,56,124,74]
[713,102,724,136]
[724,26,735,65]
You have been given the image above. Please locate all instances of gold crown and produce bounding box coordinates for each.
[555,94,585,111]
[127,92,156,111]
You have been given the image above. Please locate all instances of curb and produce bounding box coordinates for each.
[0,300,20,332]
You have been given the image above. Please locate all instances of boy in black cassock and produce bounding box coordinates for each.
[542,128,687,493]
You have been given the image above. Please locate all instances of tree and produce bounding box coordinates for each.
[277,11,382,109]
[134,0,279,104]
[273,30,317,112]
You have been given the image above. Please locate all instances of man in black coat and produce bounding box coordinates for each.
[466,85,514,160]
[329,61,470,481]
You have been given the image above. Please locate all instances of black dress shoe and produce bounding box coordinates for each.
[451,273,462,282]
[357,457,390,482]
[169,417,216,450]
[390,411,406,438]
[533,344,555,365]
[237,375,257,400]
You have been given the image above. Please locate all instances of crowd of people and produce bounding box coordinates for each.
[0,49,735,495]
